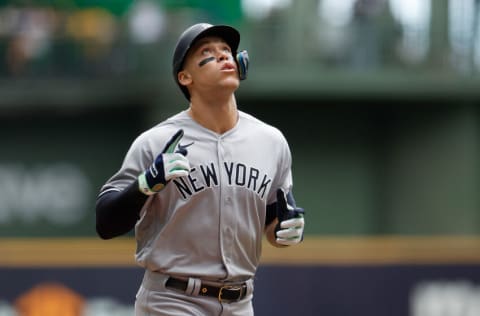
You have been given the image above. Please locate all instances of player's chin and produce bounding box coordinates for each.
[220,76,240,89]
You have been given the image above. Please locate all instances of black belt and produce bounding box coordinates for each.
[165,277,247,303]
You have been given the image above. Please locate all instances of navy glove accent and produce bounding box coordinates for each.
[138,129,190,195]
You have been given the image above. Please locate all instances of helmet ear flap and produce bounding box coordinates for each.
[236,50,249,80]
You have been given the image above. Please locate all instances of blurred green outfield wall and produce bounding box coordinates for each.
[0,108,144,236]
[241,98,480,236]
[0,96,478,237]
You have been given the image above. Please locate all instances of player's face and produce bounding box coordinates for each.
[180,36,240,97]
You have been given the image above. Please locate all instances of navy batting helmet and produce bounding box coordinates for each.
[172,23,241,100]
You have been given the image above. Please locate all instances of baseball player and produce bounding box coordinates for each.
[95,23,305,315]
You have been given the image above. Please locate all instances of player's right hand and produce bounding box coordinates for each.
[274,188,305,246]
[138,129,190,195]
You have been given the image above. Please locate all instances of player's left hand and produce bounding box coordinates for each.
[275,189,305,246]
[138,129,190,195]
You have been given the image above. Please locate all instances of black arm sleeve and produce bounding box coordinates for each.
[265,202,277,227]
[95,180,148,240]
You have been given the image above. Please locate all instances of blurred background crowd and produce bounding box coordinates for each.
[1,0,479,77]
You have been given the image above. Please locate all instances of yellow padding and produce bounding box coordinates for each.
[1,236,480,267]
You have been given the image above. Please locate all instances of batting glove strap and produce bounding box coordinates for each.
[138,172,156,196]
[138,153,190,195]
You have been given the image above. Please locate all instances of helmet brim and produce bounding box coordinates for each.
[192,25,240,54]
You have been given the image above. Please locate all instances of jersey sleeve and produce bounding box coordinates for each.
[266,130,293,205]
[99,131,154,196]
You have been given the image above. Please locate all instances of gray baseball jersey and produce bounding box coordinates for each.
[100,110,293,282]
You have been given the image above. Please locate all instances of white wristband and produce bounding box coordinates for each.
[138,173,156,196]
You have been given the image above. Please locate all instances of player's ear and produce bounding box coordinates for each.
[178,70,192,87]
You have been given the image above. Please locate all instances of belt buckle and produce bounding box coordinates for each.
[218,285,243,303]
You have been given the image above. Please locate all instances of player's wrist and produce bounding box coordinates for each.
[266,219,288,248]
[138,172,160,195]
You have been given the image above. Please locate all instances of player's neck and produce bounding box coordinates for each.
[188,95,238,134]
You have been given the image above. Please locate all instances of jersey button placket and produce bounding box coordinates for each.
[218,137,235,275]
[223,198,234,261]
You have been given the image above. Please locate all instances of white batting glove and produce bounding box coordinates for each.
[276,216,305,246]
[161,153,190,180]
[138,129,191,195]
